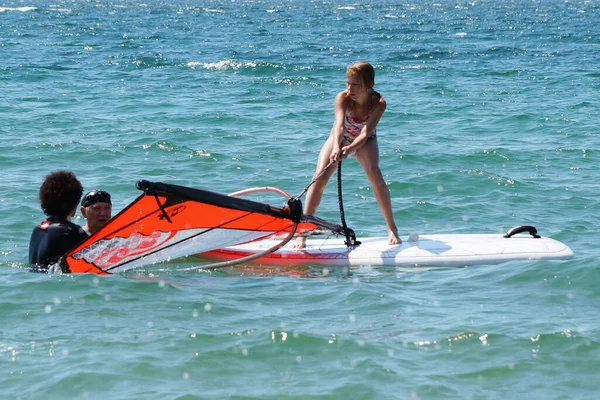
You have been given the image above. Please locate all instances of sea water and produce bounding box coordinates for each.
[1,1,599,399]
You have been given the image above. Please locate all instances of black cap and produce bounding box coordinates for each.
[81,190,112,207]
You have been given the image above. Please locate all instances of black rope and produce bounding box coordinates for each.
[336,161,360,247]
[294,160,335,200]
[136,180,172,223]
[292,159,360,247]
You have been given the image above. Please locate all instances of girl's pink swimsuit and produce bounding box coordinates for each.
[342,91,379,145]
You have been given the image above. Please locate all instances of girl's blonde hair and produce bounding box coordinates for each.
[347,62,375,87]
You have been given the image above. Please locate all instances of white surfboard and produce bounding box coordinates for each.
[198,226,573,267]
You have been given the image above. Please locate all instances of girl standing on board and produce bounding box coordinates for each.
[295,61,400,248]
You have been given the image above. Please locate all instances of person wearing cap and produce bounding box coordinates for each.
[29,171,89,272]
[80,190,112,235]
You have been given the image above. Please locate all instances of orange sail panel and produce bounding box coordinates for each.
[60,180,344,275]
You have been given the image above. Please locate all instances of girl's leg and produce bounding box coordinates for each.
[294,135,337,248]
[354,139,401,245]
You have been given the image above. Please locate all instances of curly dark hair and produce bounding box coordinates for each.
[39,170,84,217]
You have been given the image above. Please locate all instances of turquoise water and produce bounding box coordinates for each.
[1,0,599,398]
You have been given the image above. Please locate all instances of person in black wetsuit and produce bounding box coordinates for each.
[29,171,88,272]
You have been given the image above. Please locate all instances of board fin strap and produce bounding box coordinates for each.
[504,225,541,238]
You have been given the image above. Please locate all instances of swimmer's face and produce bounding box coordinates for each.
[346,73,371,100]
[81,202,112,234]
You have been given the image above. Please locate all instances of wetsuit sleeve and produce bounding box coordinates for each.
[29,226,44,265]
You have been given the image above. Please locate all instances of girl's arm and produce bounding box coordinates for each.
[329,91,348,162]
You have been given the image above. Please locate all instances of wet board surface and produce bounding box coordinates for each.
[198,233,574,267]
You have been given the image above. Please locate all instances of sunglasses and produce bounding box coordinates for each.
[81,190,112,207]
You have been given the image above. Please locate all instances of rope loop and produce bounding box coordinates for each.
[336,161,360,247]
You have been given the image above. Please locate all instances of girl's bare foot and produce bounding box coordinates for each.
[388,229,401,245]
[292,236,307,249]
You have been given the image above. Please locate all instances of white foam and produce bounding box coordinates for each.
[0,6,37,12]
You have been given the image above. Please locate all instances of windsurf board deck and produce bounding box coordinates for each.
[198,226,573,267]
